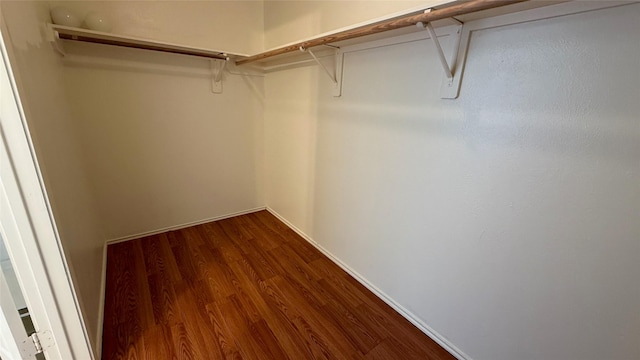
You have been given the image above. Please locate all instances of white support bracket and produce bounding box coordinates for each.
[46,24,66,56]
[424,22,453,80]
[209,56,228,94]
[299,46,344,97]
[417,10,466,99]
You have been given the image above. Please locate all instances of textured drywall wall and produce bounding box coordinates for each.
[263,3,640,359]
[0,1,104,356]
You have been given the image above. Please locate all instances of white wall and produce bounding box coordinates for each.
[61,44,265,239]
[263,2,640,360]
[0,1,104,355]
[55,1,265,240]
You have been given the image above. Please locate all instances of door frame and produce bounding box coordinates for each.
[0,264,28,359]
[0,23,94,360]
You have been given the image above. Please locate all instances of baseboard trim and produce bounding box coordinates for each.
[105,206,267,245]
[265,207,470,360]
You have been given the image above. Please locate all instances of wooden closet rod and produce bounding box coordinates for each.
[236,0,527,65]
[56,31,229,60]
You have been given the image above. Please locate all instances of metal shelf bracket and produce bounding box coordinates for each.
[418,21,453,80]
[417,10,466,99]
[299,45,344,97]
[46,24,66,56]
[210,56,228,94]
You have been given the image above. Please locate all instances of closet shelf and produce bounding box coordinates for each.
[49,24,248,60]
[235,0,530,66]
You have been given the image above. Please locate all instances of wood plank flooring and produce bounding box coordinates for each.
[102,210,455,360]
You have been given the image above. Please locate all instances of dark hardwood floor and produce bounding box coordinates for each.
[102,210,455,359]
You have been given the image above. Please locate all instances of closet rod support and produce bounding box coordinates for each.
[210,57,229,94]
[214,55,229,83]
[299,46,338,85]
[417,21,453,79]
[47,25,67,56]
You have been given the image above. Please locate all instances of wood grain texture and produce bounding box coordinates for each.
[102,210,455,359]
[235,0,528,65]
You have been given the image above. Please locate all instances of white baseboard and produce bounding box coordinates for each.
[265,207,470,360]
[105,206,267,245]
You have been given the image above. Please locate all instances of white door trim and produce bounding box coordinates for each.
[0,267,30,360]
